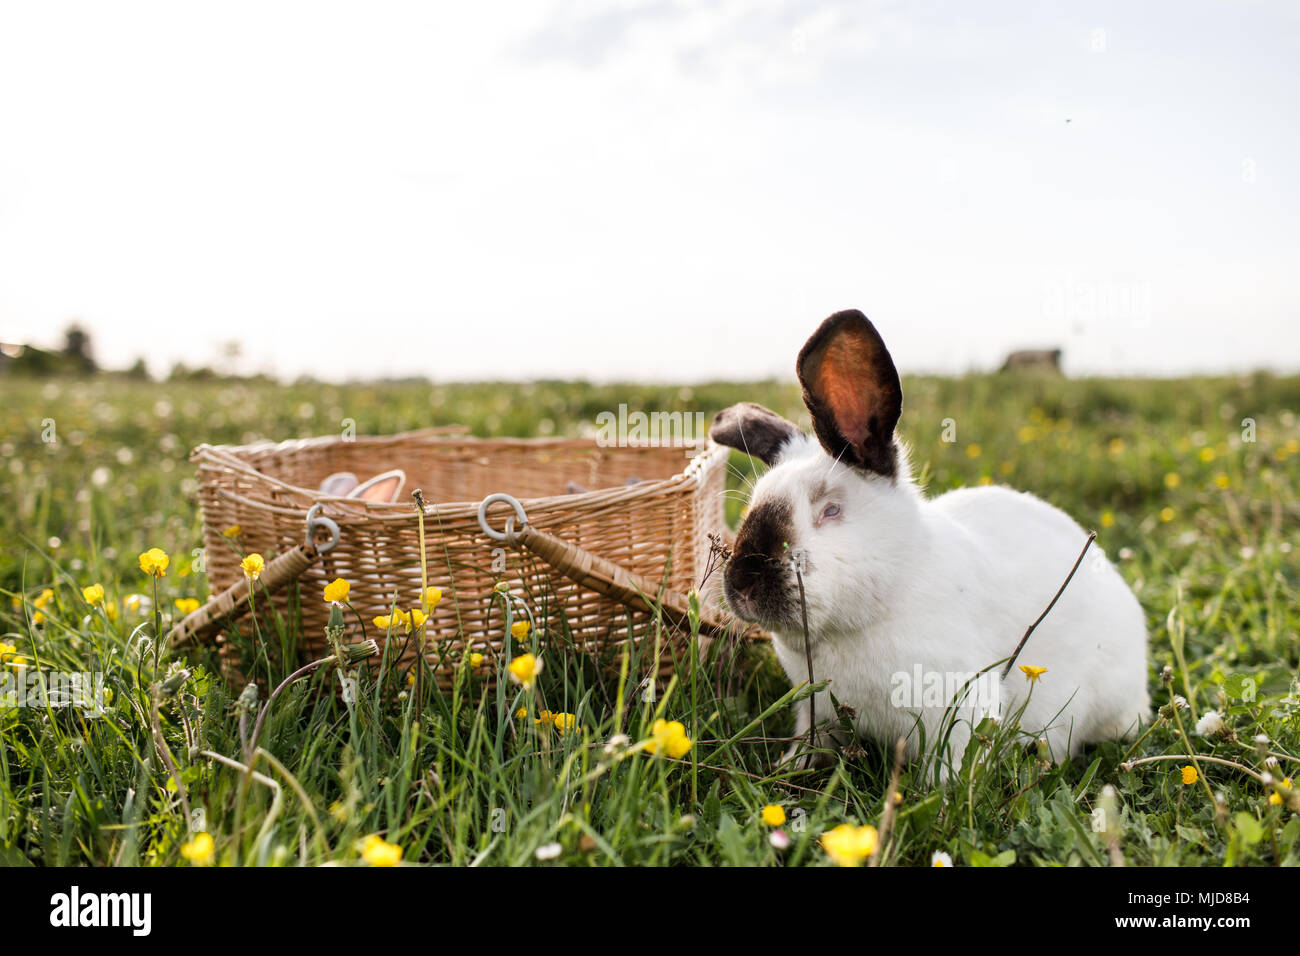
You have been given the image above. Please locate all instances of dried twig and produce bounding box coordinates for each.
[869,738,907,867]
[1001,531,1097,679]
[794,565,816,757]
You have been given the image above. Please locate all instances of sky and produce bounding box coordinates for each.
[1,0,1297,382]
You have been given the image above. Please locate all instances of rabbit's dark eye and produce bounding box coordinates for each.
[818,502,841,523]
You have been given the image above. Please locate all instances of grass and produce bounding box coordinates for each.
[1,370,1298,866]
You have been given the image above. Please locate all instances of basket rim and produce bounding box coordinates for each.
[192,428,731,524]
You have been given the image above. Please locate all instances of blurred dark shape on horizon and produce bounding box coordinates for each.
[1001,348,1063,375]
[62,325,96,374]
[1,323,100,377]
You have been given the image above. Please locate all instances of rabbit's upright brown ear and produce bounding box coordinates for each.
[709,402,801,467]
[796,310,902,477]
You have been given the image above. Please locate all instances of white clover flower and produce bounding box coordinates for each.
[534,842,562,861]
[1195,710,1224,736]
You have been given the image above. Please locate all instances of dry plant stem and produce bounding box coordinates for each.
[1122,753,1267,783]
[1120,717,1164,762]
[254,747,323,833]
[413,489,430,707]
[869,738,907,867]
[1169,700,1218,806]
[202,749,284,856]
[1001,531,1096,679]
[795,566,815,757]
[1106,824,1125,868]
[150,694,192,826]
[247,655,335,759]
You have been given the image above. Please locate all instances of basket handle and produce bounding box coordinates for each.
[477,493,736,637]
[169,505,340,648]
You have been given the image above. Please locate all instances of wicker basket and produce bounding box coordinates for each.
[180,427,736,682]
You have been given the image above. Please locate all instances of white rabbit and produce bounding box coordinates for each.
[710,310,1150,776]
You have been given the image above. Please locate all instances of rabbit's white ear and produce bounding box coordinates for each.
[796,310,902,477]
[319,472,359,496]
[709,402,801,466]
[349,469,406,503]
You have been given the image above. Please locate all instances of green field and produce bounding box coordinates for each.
[2,371,1298,866]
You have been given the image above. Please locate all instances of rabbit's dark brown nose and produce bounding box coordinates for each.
[725,498,794,621]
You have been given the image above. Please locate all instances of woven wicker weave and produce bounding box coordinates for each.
[188,428,733,682]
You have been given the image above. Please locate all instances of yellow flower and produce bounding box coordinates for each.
[1107,438,1125,456]
[408,607,427,630]
[645,718,692,759]
[221,525,242,538]
[82,584,105,606]
[510,620,531,641]
[138,548,170,577]
[423,586,443,611]
[761,804,786,827]
[508,653,543,689]
[174,598,200,615]
[468,652,484,668]
[1017,426,1040,444]
[323,578,350,603]
[1198,447,1216,463]
[516,707,529,720]
[1159,507,1175,523]
[1269,778,1292,806]
[1181,765,1198,786]
[376,608,413,632]
[1100,511,1115,529]
[31,612,45,626]
[551,712,578,735]
[1213,473,1230,489]
[180,832,215,866]
[34,588,55,609]
[1019,665,1047,683]
[361,834,403,867]
[1164,472,1181,489]
[241,553,264,580]
[0,642,16,662]
[821,823,878,867]
[965,443,982,459]
[104,602,118,621]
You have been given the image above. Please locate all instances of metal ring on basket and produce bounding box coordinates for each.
[477,493,529,543]
[305,503,341,554]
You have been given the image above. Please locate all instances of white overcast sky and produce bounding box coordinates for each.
[1,0,1297,381]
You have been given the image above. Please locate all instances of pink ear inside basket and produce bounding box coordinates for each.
[190,428,732,683]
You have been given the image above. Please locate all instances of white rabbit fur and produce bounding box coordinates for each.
[711,310,1150,775]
